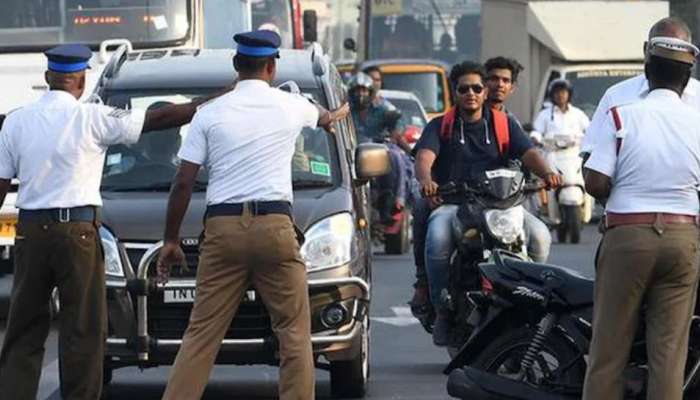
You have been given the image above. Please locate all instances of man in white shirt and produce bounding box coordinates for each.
[531,79,590,145]
[581,17,700,159]
[156,31,349,400]
[0,44,221,400]
[583,37,700,400]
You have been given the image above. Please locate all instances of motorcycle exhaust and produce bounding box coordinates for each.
[447,367,579,400]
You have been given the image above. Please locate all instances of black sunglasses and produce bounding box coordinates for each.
[456,84,485,95]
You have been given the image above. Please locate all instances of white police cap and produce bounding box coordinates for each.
[648,36,700,65]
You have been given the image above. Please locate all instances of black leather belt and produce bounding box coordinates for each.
[19,206,99,223]
[206,201,292,218]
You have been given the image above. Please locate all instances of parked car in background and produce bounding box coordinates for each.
[379,89,428,149]
[92,44,389,398]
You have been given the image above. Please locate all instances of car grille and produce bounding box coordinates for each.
[124,243,273,340]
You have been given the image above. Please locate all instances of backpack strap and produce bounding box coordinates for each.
[609,106,625,156]
[440,107,458,140]
[491,108,510,156]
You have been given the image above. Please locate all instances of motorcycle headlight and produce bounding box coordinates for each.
[484,207,525,245]
[100,227,124,278]
[300,213,356,272]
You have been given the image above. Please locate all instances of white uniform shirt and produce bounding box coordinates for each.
[581,74,700,154]
[0,91,145,209]
[532,104,590,142]
[585,89,700,215]
[178,79,319,204]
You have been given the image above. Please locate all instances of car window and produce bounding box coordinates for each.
[385,97,427,129]
[100,88,338,191]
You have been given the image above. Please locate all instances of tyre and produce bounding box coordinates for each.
[330,317,370,398]
[564,205,582,244]
[384,211,409,255]
[471,326,585,388]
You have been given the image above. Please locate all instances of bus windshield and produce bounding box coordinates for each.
[251,0,294,49]
[568,69,642,118]
[367,0,481,64]
[0,0,190,51]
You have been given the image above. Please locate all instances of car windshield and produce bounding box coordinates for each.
[385,97,427,129]
[100,87,337,191]
[0,0,190,50]
[382,72,443,113]
[568,69,642,118]
[367,0,482,64]
[203,0,294,49]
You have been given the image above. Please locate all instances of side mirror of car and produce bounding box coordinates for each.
[355,143,391,184]
[303,10,318,42]
[343,38,357,52]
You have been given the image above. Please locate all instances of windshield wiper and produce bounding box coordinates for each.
[292,179,333,189]
[102,181,208,192]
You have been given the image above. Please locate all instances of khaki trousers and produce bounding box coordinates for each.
[583,224,700,400]
[161,212,314,400]
[0,221,106,400]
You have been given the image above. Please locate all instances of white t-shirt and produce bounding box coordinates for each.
[178,79,319,204]
[0,91,145,209]
[581,74,700,154]
[585,89,700,215]
[532,104,590,143]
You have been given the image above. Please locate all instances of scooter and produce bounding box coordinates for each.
[543,134,592,244]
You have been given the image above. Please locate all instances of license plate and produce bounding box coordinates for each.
[163,289,256,304]
[0,218,16,238]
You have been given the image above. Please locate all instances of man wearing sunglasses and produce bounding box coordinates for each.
[414,61,560,346]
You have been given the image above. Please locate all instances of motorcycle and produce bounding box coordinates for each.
[445,250,700,399]
[416,165,540,356]
[542,134,592,244]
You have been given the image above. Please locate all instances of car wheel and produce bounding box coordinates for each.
[330,316,370,398]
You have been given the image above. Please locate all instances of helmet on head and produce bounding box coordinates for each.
[348,72,375,109]
[548,78,574,100]
[347,72,375,94]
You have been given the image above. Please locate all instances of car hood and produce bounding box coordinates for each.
[100,186,353,242]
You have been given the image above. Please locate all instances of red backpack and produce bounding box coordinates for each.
[439,106,510,155]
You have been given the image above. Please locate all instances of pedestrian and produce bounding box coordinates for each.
[0,44,221,400]
[583,37,700,400]
[156,30,349,400]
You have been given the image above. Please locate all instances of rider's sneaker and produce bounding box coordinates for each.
[432,311,450,347]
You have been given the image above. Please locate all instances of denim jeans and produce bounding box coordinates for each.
[411,197,431,284]
[424,205,552,309]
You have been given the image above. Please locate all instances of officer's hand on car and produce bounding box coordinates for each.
[320,103,350,134]
[157,241,187,284]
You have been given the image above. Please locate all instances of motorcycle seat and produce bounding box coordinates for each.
[501,258,594,307]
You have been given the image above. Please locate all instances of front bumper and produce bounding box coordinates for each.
[105,241,369,366]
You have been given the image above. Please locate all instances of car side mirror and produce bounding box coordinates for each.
[303,10,318,42]
[355,143,391,184]
[343,38,357,52]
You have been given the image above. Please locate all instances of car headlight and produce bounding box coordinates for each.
[484,207,525,245]
[300,213,356,272]
[100,227,124,278]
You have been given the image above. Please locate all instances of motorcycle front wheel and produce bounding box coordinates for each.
[471,326,585,390]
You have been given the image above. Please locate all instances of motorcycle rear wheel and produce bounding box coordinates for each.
[471,326,585,390]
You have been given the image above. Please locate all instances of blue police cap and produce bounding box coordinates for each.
[233,30,281,58]
[44,44,92,73]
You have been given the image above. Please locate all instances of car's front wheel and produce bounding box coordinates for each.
[330,316,370,398]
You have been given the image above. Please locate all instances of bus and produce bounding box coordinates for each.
[0,0,307,273]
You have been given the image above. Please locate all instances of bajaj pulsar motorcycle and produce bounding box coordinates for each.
[445,250,700,399]
[419,165,542,356]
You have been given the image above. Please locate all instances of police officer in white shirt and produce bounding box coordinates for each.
[0,44,228,400]
[582,17,700,159]
[583,37,700,400]
[531,79,590,145]
[157,30,349,400]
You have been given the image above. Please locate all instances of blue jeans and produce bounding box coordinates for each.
[424,206,552,308]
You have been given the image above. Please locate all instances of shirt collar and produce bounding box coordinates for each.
[235,79,271,91]
[646,88,683,100]
[638,77,697,98]
[41,90,79,104]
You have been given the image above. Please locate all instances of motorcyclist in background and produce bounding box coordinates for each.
[348,72,414,223]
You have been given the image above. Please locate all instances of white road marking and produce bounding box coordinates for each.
[372,306,419,327]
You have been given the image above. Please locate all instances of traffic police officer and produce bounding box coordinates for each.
[157,30,349,400]
[0,44,225,399]
[583,37,700,400]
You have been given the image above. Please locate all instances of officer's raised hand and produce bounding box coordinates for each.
[157,241,187,284]
[318,102,350,134]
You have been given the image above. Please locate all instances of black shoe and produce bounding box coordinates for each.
[432,311,450,347]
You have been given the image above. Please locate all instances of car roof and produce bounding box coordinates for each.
[102,48,323,91]
[379,89,421,101]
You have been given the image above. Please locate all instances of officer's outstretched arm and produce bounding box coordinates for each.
[317,103,350,133]
[0,179,9,209]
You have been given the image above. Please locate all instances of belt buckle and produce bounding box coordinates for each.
[58,208,70,223]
